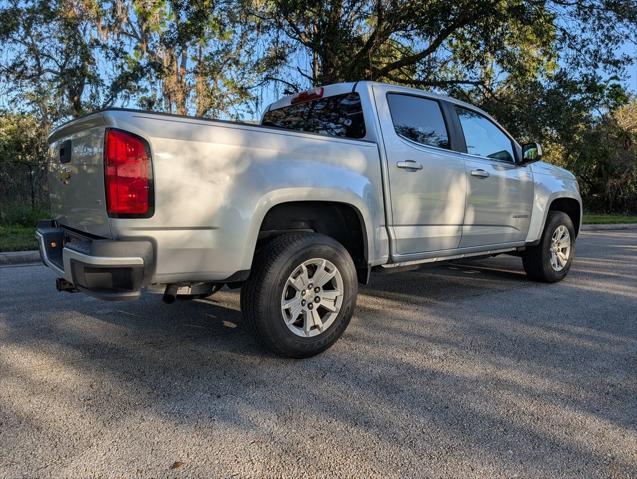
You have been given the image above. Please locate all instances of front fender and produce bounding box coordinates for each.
[526,169,582,243]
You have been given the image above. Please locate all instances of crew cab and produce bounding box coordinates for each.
[37,81,582,357]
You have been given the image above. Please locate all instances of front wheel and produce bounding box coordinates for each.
[523,211,576,282]
[240,233,358,358]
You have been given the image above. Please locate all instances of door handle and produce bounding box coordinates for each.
[396,160,423,170]
[470,169,490,178]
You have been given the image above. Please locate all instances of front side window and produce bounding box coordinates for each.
[262,92,366,139]
[456,107,515,162]
[386,93,450,149]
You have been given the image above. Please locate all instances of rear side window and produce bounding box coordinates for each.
[456,107,515,162]
[387,93,450,149]
[262,92,366,139]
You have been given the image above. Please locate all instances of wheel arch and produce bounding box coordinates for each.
[247,198,372,284]
[549,197,581,236]
[526,189,582,244]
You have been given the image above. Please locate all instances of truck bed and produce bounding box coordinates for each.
[47,109,386,284]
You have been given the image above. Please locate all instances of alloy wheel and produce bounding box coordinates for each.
[549,225,571,271]
[280,258,344,337]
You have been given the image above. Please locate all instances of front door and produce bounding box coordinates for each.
[374,88,467,256]
[454,107,534,247]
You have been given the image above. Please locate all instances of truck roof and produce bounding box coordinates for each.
[265,81,488,117]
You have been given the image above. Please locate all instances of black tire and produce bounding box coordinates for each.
[240,232,358,358]
[523,211,576,283]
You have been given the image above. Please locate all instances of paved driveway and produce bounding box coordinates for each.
[1,230,636,478]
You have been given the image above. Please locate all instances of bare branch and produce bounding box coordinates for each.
[372,13,472,79]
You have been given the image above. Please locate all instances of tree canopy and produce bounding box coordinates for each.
[0,0,635,212]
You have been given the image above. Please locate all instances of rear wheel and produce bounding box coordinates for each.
[523,211,575,282]
[240,233,358,358]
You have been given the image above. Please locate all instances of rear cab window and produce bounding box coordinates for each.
[386,93,450,149]
[262,92,366,139]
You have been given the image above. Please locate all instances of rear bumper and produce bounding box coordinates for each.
[36,220,153,300]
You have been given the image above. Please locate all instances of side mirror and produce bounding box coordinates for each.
[520,142,542,165]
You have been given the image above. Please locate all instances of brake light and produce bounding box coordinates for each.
[290,87,324,104]
[104,129,152,217]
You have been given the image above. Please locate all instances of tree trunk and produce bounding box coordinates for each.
[195,45,208,117]
[175,50,189,115]
[312,19,319,83]
[27,164,35,209]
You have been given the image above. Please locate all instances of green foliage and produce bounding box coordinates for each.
[0,225,38,252]
[0,203,49,253]
[0,112,49,209]
[583,214,637,224]
[0,0,635,213]
[80,0,276,118]
[0,113,46,166]
[0,203,50,228]
[0,0,104,122]
[573,101,637,213]
[261,0,635,90]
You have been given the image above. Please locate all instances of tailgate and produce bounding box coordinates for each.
[48,113,112,238]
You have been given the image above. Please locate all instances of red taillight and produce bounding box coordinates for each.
[290,87,324,104]
[104,129,152,217]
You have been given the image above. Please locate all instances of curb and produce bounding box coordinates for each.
[0,250,41,266]
[581,223,637,231]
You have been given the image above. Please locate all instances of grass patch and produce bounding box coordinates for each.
[583,214,637,224]
[0,204,48,252]
[0,225,38,252]
[0,204,49,227]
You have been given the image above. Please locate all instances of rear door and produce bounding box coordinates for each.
[374,87,467,256]
[454,106,533,247]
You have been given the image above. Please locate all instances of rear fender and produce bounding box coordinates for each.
[243,188,388,271]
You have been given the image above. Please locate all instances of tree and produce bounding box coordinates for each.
[0,0,114,123]
[574,100,637,212]
[260,0,636,92]
[0,0,635,214]
[81,0,279,118]
[0,112,48,209]
[0,0,281,121]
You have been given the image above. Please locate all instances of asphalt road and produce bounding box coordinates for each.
[1,230,636,478]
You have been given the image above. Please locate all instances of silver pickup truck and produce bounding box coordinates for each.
[37,81,582,357]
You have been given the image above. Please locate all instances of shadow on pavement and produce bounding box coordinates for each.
[0,230,635,477]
